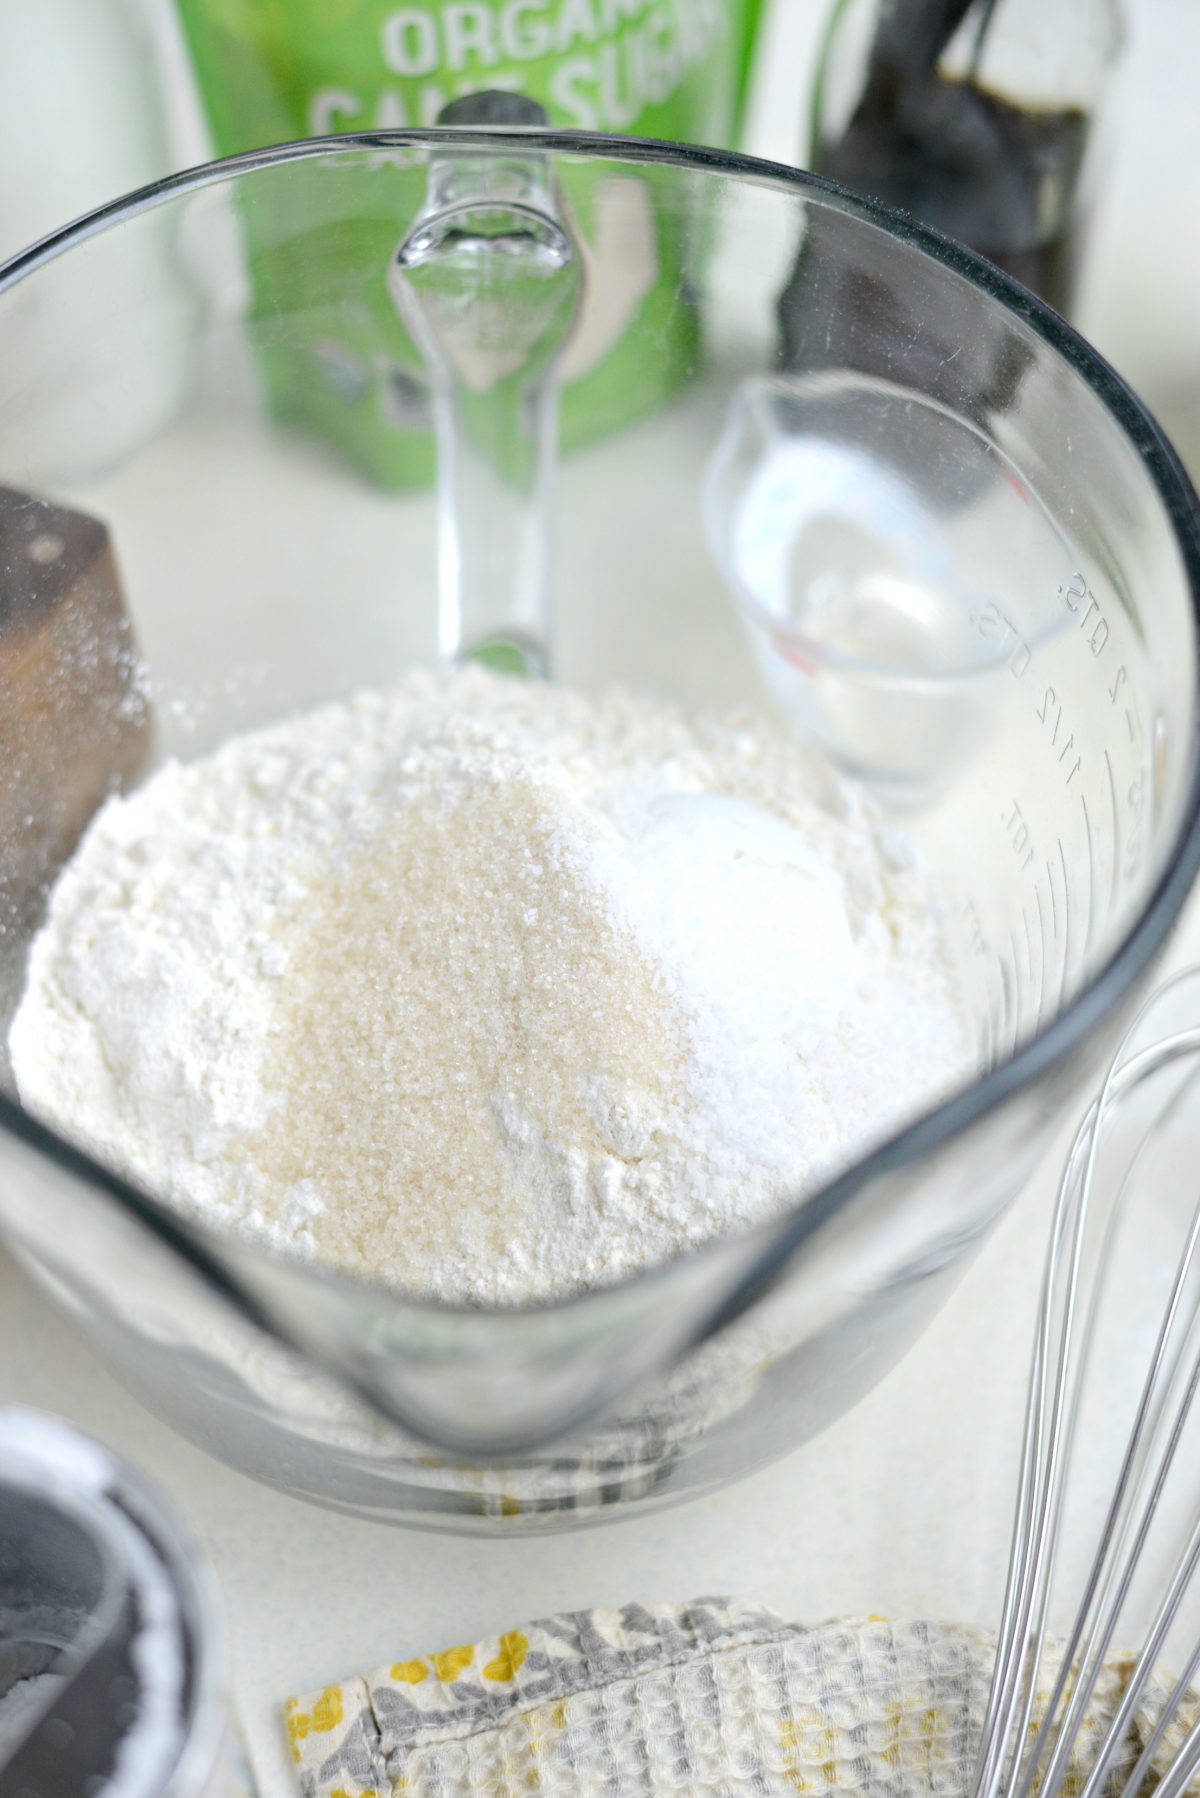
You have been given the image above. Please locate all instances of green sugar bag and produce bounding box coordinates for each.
[175,0,765,486]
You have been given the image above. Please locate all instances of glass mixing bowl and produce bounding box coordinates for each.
[0,131,1197,1531]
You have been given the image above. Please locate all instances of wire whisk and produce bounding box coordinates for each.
[971,966,1200,1798]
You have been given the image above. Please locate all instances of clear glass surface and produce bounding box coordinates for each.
[0,132,1196,1530]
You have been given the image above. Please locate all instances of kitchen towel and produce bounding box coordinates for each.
[284,1598,1189,1796]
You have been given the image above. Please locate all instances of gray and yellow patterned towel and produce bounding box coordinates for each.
[283,1600,1188,1797]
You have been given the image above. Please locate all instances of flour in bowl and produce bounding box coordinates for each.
[10,667,973,1303]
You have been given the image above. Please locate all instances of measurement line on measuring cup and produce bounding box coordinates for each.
[1022,906,1044,1036]
[981,957,999,1065]
[1080,791,1096,959]
[990,953,1004,1047]
[1034,886,1049,1033]
[1013,919,1039,1046]
[1009,929,1025,1047]
[1104,749,1121,910]
[997,956,1012,1061]
[1045,859,1059,941]
[1057,838,1072,1012]
[1002,937,1021,1060]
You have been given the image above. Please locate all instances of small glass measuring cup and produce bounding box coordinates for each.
[705,368,1085,804]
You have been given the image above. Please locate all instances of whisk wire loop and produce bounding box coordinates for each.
[970,976,1200,1798]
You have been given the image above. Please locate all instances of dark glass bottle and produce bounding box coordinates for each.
[807,0,1123,315]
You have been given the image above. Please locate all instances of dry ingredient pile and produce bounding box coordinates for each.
[10,667,973,1305]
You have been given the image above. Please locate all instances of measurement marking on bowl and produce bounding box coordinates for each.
[1007,936,1024,1058]
[1006,931,1020,1046]
[1046,859,1059,942]
[1104,749,1121,910]
[1029,881,1043,1028]
[1023,908,1044,1037]
[982,947,1006,1062]
[1002,798,1036,872]
[981,995,995,1069]
[995,951,1013,1061]
[1080,792,1096,959]
[1036,685,1082,787]
[995,931,1025,1062]
[1010,927,1028,1046]
[1057,839,1073,1013]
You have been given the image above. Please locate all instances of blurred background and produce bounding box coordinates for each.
[0,0,1195,485]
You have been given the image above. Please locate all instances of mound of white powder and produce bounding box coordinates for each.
[10,667,973,1304]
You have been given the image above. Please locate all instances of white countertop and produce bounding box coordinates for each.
[2,3,1199,1794]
